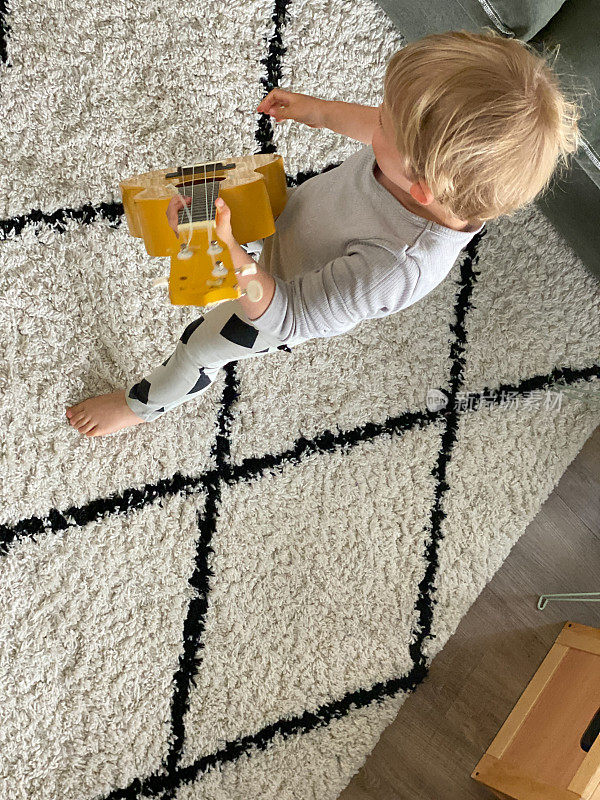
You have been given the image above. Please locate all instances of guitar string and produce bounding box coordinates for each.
[176,143,221,250]
[203,149,209,265]
[209,145,224,278]
[187,159,218,222]
[210,144,218,246]
[177,166,193,250]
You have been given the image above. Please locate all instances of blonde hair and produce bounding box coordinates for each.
[382,28,584,222]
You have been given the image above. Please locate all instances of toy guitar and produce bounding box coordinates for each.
[119,153,287,308]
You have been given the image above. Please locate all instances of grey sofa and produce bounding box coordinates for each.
[372,0,600,281]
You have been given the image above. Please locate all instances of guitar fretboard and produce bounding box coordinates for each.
[177,186,221,224]
[168,161,235,225]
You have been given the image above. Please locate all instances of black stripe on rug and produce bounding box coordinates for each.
[256,0,293,154]
[409,234,483,669]
[0,0,10,65]
[0,199,124,240]
[160,363,240,799]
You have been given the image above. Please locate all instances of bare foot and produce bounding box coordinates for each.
[66,390,146,437]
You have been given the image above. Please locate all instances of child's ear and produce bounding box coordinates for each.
[409,181,434,205]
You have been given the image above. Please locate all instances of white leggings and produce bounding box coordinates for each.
[124,244,308,422]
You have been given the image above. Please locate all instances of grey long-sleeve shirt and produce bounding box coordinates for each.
[250,143,485,344]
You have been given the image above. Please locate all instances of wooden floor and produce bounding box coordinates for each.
[339,424,600,800]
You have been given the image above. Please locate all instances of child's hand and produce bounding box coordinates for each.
[166,194,192,238]
[214,197,236,247]
[256,88,326,129]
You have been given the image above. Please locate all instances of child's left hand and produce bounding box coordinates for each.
[214,197,236,247]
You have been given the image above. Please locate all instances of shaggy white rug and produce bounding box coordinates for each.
[1,1,599,799]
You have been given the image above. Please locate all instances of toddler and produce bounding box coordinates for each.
[66,28,580,437]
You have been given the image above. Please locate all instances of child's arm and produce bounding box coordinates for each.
[257,88,380,144]
[319,101,380,145]
[228,238,275,321]
[214,198,275,320]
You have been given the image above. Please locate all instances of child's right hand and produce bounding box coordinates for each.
[166,194,192,238]
[256,88,326,129]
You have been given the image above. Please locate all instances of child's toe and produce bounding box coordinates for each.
[79,419,96,434]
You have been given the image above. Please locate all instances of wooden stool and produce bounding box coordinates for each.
[471,621,600,800]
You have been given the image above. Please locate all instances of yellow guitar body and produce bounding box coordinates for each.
[119,153,287,307]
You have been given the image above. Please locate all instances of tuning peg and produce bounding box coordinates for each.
[207,240,223,255]
[177,243,193,260]
[211,260,228,277]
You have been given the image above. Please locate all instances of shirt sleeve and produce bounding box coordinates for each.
[249,240,421,344]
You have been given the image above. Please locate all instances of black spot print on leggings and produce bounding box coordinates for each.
[180,317,204,345]
[128,379,151,405]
